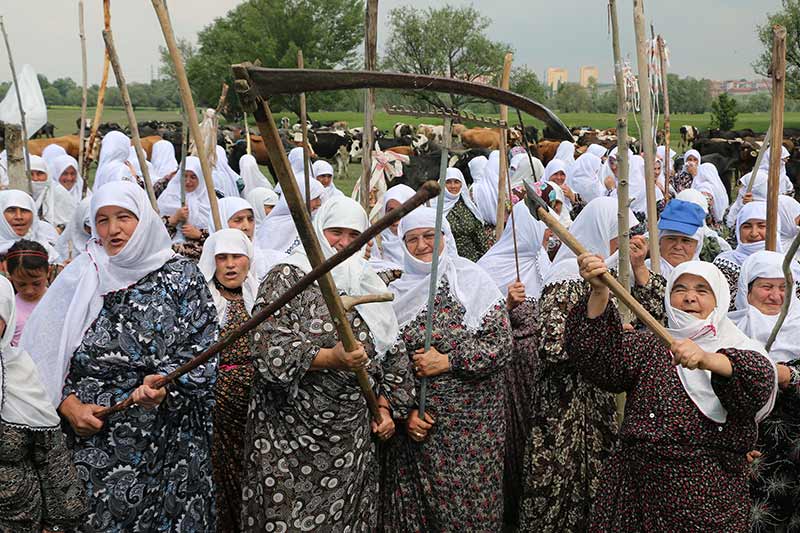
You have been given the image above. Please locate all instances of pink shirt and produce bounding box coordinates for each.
[12,294,39,346]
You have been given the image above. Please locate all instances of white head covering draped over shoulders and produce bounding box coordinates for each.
[55,197,92,262]
[93,130,132,191]
[41,143,67,169]
[157,156,212,239]
[716,201,774,267]
[246,187,278,228]
[433,167,481,219]
[255,178,324,253]
[389,206,504,332]
[666,260,776,423]
[150,140,178,180]
[213,145,241,198]
[281,196,400,357]
[569,152,605,203]
[693,163,729,223]
[22,181,176,406]
[240,154,273,196]
[0,189,59,261]
[369,184,415,273]
[198,228,257,324]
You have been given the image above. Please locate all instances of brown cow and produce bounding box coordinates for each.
[27,135,83,159]
[139,135,163,159]
[386,145,414,157]
[536,140,561,165]
[461,128,502,150]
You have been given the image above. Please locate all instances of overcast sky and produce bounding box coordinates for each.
[0,0,784,86]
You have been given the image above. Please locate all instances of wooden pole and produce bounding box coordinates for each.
[253,99,383,422]
[633,0,660,273]
[766,25,786,252]
[657,35,671,204]
[94,180,440,419]
[102,29,158,211]
[151,0,221,230]
[78,0,89,173]
[495,52,513,241]
[361,0,378,211]
[83,0,111,184]
[746,124,771,193]
[0,16,31,191]
[4,124,26,191]
[243,111,252,155]
[298,49,311,212]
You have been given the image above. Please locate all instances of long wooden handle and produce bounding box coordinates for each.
[341,292,394,311]
[95,180,441,419]
[746,124,771,194]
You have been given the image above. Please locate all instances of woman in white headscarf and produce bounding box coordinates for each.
[672,148,701,193]
[150,139,178,181]
[254,177,324,254]
[544,158,583,217]
[467,154,488,190]
[245,186,278,228]
[477,201,549,524]
[211,144,241,198]
[157,155,212,259]
[777,194,800,256]
[568,151,605,204]
[0,189,59,263]
[714,200,774,309]
[675,188,732,261]
[553,140,575,170]
[127,145,156,183]
[287,146,305,175]
[600,145,633,194]
[760,145,794,194]
[198,228,258,532]
[241,196,412,531]
[624,154,650,220]
[21,180,219,531]
[369,183,416,283]
[570,257,776,532]
[693,162,729,225]
[434,167,489,262]
[54,197,92,263]
[49,154,85,203]
[382,206,511,532]
[520,196,666,532]
[36,154,83,230]
[92,130,132,192]
[0,274,87,532]
[586,143,608,159]
[27,154,57,224]
[509,152,545,189]
[239,153,273,196]
[313,159,344,202]
[728,250,800,531]
[41,143,67,169]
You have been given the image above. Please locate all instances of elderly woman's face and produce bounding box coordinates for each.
[740,219,767,244]
[445,178,462,195]
[669,273,716,319]
[660,235,698,267]
[95,206,139,256]
[214,253,250,290]
[227,209,255,240]
[404,227,445,263]
[323,227,361,252]
[748,277,786,316]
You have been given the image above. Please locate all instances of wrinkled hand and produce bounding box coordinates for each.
[364,240,373,260]
[742,191,754,205]
[506,281,527,310]
[577,253,608,291]
[131,374,167,410]
[332,341,369,370]
[670,339,708,370]
[604,174,616,191]
[406,409,434,442]
[777,364,791,389]
[60,396,104,438]
[629,235,649,269]
[412,347,450,377]
[560,183,576,202]
[181,224,202,240]
[746,450,762,464]
[371,412,396,441]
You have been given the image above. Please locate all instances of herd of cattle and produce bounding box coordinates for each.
[3,115,798,197]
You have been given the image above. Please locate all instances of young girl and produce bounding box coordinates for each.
[5,240,49,346]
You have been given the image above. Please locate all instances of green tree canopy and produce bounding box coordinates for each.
[510,66,546,102]
[754,0,800,99]
[709,93,738,130]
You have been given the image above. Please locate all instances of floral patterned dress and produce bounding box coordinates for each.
[749,360,800,531]
[380,280,512,532]
[0,421,87,533]
[566,298,775,532]
[62,256,219,532]
[212,297,254,533]
[518,272,665,533]
[162,216,209,261]
[447,198,490,262]
[713,257,741,311]
[671,170,694,193]
[240,264,415,532]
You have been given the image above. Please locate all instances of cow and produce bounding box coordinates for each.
[461,128,502,151]
[228,132,295,177]
[331,121,348,131]
[393,122,414,138]
[450,149,491,185]
[394,151,446,190]
[31,122,55,139]
[416,123,444,144]
[451,123,467,145]
[309,130,353,178]
[535,140,562,165]
[679,125,699,151]
[28,135,84,159]
[138,135,163,159]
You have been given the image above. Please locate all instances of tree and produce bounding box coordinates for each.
[510,66,545,102]
[382,5,510,109]
[181,0,364,117]
[754,0,800,99]
[594,87,618,113]
[709,93,738,130]
[660,74,712,114]
[158,38,196,82]
[554,83,591,113]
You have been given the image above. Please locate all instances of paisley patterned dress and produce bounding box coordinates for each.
[62,256,219,532]
[447,199,490,262]
[380,281,512,532]
[240,264,415,532]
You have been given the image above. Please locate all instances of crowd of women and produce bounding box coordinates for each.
[0,129,799,533]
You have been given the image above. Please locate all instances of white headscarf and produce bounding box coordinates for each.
[569,152,605,203]
[282,196,400,357]
[0,274,60,428]
[683,149,702,167]
[716,201,773,267]
[41,143,67,169]
[390,206,504,331]
[554,140,575,169]
[127,146,156,181]
[468,155,488,188]
[22,181,176,407]
[509,153,544,189]
[254,178,324,253]
[0,190,59,261]
[198,228,257,324]
[601,146,632,187]
[288,147,305,175]
[586,144,607,159]
[93,130,132,191]
[777,194,800,254]
[212,144,241,198]
[434,167,481,219]
[246,187,278,227]
[626,154,650,213]
[729,250,800,363]
[477,201,550,299]
[313,159,344,202]
[760,146,794,194]
[239,154,273,196]
[544,196,637,286]
[211,196,253,233]
[49,154,85,205]
[370,184,415,273]
[150,140,178,180]
[28,155,56,224]
[666,260,775,423]
[473,151,501,225]
[157,156,212,240]
[54,197,92,262]
[656,145,676,162]
[692,163,729,222]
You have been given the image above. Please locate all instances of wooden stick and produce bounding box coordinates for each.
[102,29,158,211]
[0,16,31,191]
[4,124,25,191]
[746,124,771,193]
[78,0,88,173]
[83,0,111,185]
[633,0,660,274]
[657,35,671,204]
[215,83,229,115]
[524,184,673,345]
[151,0,222,230]
[178,113,188,205]
[495,52,513,241]
[609,0,632,323]
[766,25,786,252]
[298,49,311,212]
[341,292,394,310]
[766,232,799,351]
[253,99,384,422]
[361,0,379,211]
[95,181,439,419]
[244,112,251,155]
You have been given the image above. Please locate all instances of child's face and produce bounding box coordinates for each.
[9,268,48,303]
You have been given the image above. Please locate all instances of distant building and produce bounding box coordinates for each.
[546,67,568,91]
[580,66,599,88]
[708,78,770,97]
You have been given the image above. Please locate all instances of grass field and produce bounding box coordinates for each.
[45,106,800,194]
